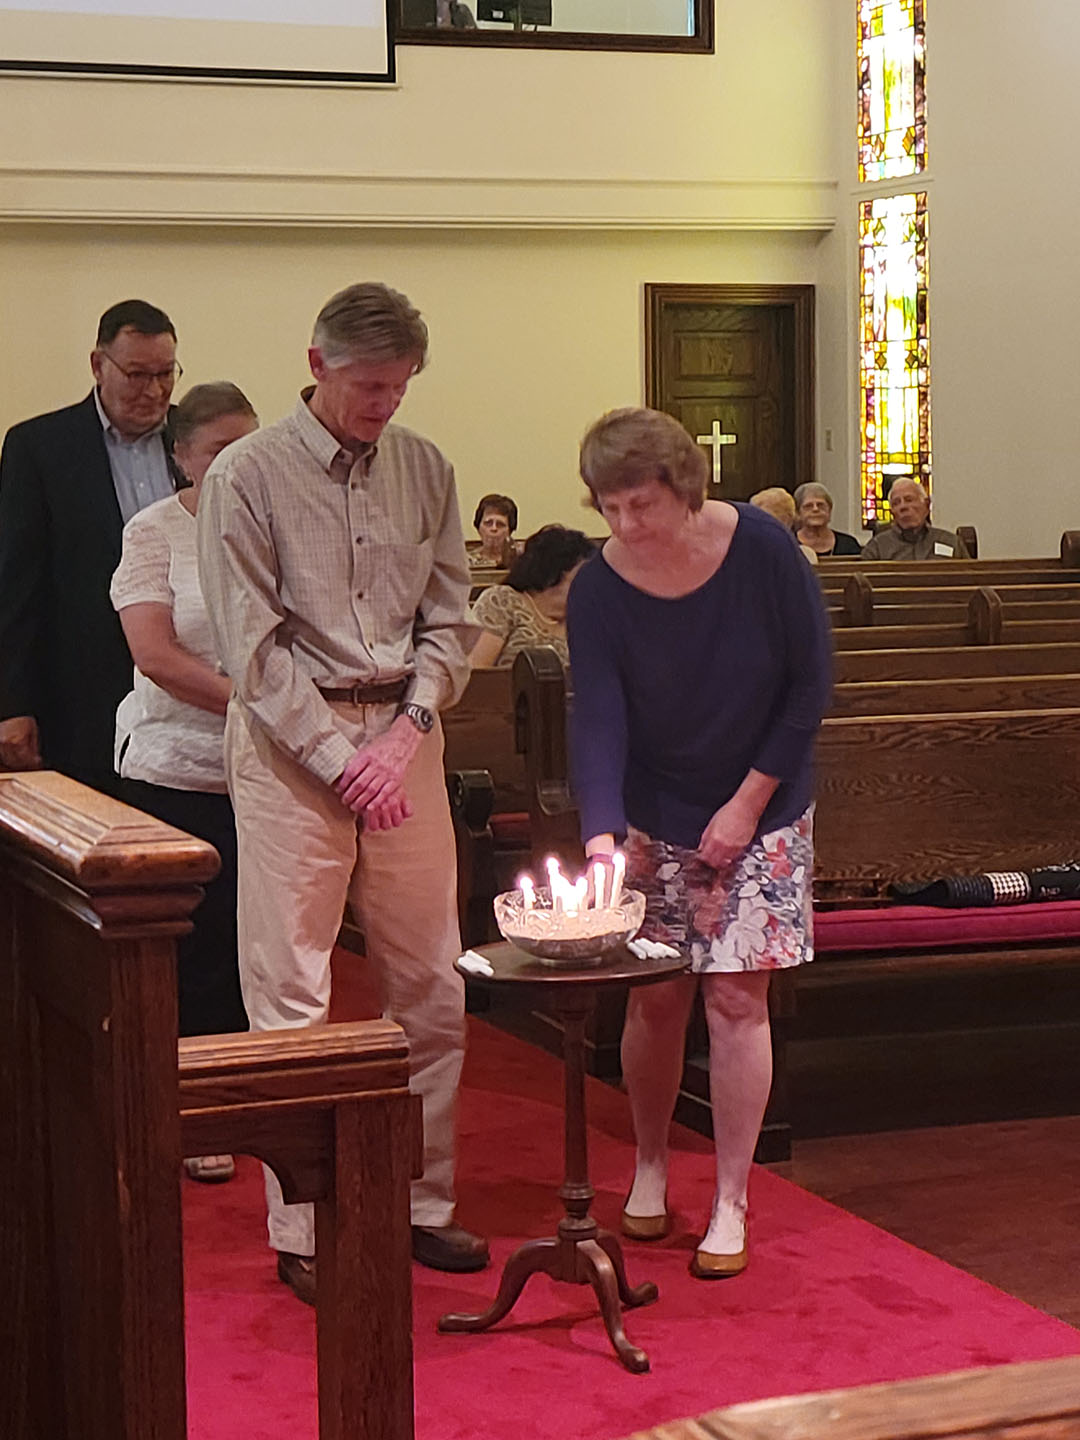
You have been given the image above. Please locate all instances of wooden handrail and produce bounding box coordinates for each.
[618,1356,1080,1439]
[2,772,420,1440]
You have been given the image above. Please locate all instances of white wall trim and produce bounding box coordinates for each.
[0,165,838,230]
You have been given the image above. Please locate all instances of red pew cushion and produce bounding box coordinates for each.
[814,900,1080,953]
[490,811,531,844]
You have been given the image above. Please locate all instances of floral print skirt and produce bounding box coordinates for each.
[623,808,814,973]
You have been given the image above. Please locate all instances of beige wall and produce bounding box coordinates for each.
[0,0,840,536]
[928,0,1080,558]
[0,2,833,191]
[0,225,823,536]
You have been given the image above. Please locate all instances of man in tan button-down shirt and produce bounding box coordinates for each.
[198,283,488,1302]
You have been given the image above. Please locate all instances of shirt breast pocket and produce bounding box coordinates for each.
[374,539,434,614]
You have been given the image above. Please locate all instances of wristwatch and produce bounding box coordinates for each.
[397,701,435,734]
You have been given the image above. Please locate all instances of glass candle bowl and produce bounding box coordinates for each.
[493,885,646,965]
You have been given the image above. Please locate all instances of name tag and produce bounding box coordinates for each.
[934,542,953,556]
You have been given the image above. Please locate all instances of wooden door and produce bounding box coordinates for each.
[645,284,814,501]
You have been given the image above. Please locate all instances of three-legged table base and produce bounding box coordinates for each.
[441,946,688,1375]
[439,1222,658,1373]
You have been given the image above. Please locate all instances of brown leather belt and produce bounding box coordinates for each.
[317,678,408,705]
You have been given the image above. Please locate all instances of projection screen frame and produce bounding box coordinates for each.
[0,0,396,85]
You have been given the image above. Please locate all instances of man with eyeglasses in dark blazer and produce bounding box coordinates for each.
[0,298,184,794]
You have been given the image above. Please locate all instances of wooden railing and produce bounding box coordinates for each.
[617,1355,1080,1439]
[1,771,419,1440]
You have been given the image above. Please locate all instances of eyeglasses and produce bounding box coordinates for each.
[99,351,183,390]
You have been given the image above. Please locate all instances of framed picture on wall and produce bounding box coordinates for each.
[0,0,395,84]
[396,0,713,52]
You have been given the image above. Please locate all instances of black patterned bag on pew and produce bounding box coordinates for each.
[891,863,1080,908]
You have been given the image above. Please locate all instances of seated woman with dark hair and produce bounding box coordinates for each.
[468,492,519,569]
[469,524,595,668]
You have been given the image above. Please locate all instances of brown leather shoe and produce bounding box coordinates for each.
[276,1250,317,1306]
[689,1240,748,1280]
[620,1207,672,1242]
[411,1223,490,1273]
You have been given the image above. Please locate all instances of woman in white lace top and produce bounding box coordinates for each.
[111,382,258,1183]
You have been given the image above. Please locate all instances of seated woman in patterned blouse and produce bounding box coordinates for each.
[469,525,595,668]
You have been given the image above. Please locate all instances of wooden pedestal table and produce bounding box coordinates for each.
[438,940,688,1374]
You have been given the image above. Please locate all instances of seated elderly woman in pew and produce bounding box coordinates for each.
[860,478,970,560]
[469,524,594,668]
[794,481,862,557]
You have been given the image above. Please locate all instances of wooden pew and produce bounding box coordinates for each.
[1,771,419,1440]
[841,573,1080,627]
[803,707,1080,1133]
[443,665,523,811]
[618,1355,1080,1440]
[834,622,973,650]
[468,568,509,602]
[832,672,1080,717]
[815,707,1080,898]
[834,609,1080,650]
[820,560,1080,595]
[442,665,531,946]
[835,640,1080,682]
[817,527,1080,582]
[180,1027,421,1440]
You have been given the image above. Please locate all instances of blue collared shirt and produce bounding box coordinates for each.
[93,389,175,523]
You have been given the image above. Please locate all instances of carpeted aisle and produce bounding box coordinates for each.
[183,1018,1080,1440]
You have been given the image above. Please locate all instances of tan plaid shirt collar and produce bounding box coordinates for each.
[293,388,376,482]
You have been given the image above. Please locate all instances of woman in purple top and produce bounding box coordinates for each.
[568,408,831,1279]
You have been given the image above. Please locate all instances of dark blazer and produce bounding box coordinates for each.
[0,392,179,794]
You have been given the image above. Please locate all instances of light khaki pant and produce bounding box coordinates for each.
[225,699,465,1255]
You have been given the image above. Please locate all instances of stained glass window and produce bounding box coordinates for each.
[859,192,931,527]
[858,0,927,182]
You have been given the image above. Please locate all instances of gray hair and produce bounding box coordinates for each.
[311,282,429,371]
[172,381,256,446]
[888,478,929,501]
[794,481,833,511]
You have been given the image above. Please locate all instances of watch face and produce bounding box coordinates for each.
[403,703,434,732]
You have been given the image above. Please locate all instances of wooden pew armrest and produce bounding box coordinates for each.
[178,1022,424,1190]
[446,768,495,834]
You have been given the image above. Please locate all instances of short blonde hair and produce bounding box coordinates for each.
[579,407,708,512]
[750,487,797,526]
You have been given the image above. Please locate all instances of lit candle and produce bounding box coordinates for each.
[519,874,536,911]
[610,851,626,907]
[568,877,587,916]
[545,856,563,914]
[591,860,607,912]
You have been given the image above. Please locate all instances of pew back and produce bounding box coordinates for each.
[835,641,1080,682]
[832,672,1080,717]
[815,707,1080,901]
[443,666,524,811]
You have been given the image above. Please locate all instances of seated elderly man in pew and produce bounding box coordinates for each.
[860,478,970,560]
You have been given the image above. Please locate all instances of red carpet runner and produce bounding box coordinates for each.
[183,1018,1079,1440]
